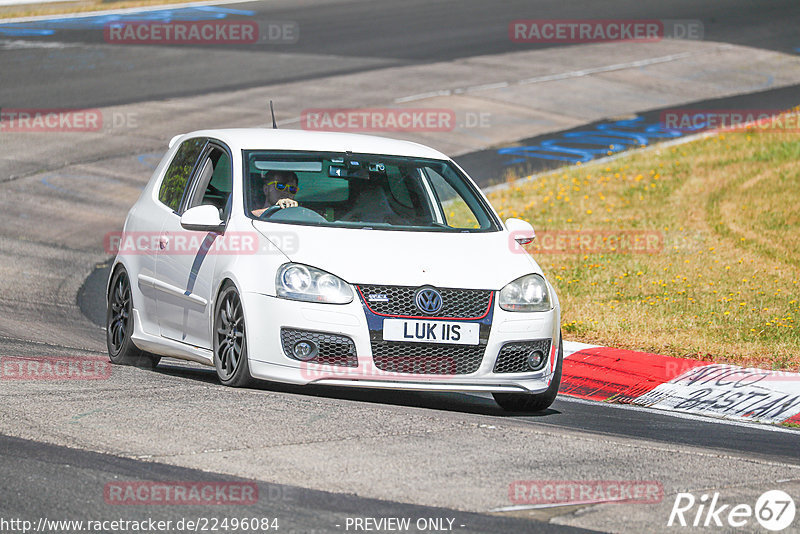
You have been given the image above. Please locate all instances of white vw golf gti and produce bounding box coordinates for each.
[106,129,562,411]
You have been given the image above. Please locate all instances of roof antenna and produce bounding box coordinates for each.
[269,100,278,129]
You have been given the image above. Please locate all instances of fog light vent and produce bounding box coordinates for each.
[280,328,358,367]
[494,339,551,373]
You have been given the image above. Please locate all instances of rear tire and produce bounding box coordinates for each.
[493,334,563,412]
[213,282,253,387]
[106,268,160,369]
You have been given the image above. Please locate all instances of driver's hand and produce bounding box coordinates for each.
[276,198,298,209]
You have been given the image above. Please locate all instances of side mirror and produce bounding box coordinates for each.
[180,205,224,233]
[505,218,535,245]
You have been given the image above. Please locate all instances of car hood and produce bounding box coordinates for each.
[252,221,541,289]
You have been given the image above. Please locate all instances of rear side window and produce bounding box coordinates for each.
[423,166,481,229]
[158,137,207,211]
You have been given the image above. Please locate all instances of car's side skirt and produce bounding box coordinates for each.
[129,309,214,366]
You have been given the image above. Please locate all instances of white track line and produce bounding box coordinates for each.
[393,50,722,104]
[563,341,601,357]
[490,499,640,513]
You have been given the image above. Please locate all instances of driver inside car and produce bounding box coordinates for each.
[252,170,298,217]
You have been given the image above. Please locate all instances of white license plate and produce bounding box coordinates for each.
[383,319,480,345]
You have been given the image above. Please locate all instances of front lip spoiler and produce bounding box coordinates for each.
[307,379,547,394]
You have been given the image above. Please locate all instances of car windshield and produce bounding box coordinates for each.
[243,150,500,232]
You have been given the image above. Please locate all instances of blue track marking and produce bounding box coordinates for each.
[137,153,163,171]
[497,116,707,166]
[40,172,125,196]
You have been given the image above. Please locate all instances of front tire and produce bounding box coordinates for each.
[106,268,160,369]
[493,334,563,413]
[213,282,253,387]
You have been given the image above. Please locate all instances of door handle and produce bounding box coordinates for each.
[158,236,169,250]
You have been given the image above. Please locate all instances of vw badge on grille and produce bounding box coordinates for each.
[415,288,443,314]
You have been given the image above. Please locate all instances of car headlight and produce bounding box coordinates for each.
[499,274,551,312]
[276,263,353,304]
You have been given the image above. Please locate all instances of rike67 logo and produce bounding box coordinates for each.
[668,490,795,531]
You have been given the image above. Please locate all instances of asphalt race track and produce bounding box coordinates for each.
[1,1,799,532]
[1,0,800,108]
[1,434,586,534]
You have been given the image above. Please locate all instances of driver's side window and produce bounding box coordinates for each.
[185,146,232,219]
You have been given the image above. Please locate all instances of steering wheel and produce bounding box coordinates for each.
[257,206,328,223]
[257,205,284,220]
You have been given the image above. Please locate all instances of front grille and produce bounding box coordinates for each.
[357,285,492,318]
[280,328,358,367]
[493,339,552,373]
[370,341,485,374]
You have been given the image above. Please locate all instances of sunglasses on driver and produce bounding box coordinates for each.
[265,181,298,194]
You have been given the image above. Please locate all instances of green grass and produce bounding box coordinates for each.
[469,113,800,370]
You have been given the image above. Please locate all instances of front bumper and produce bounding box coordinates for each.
[241,290,560,394]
